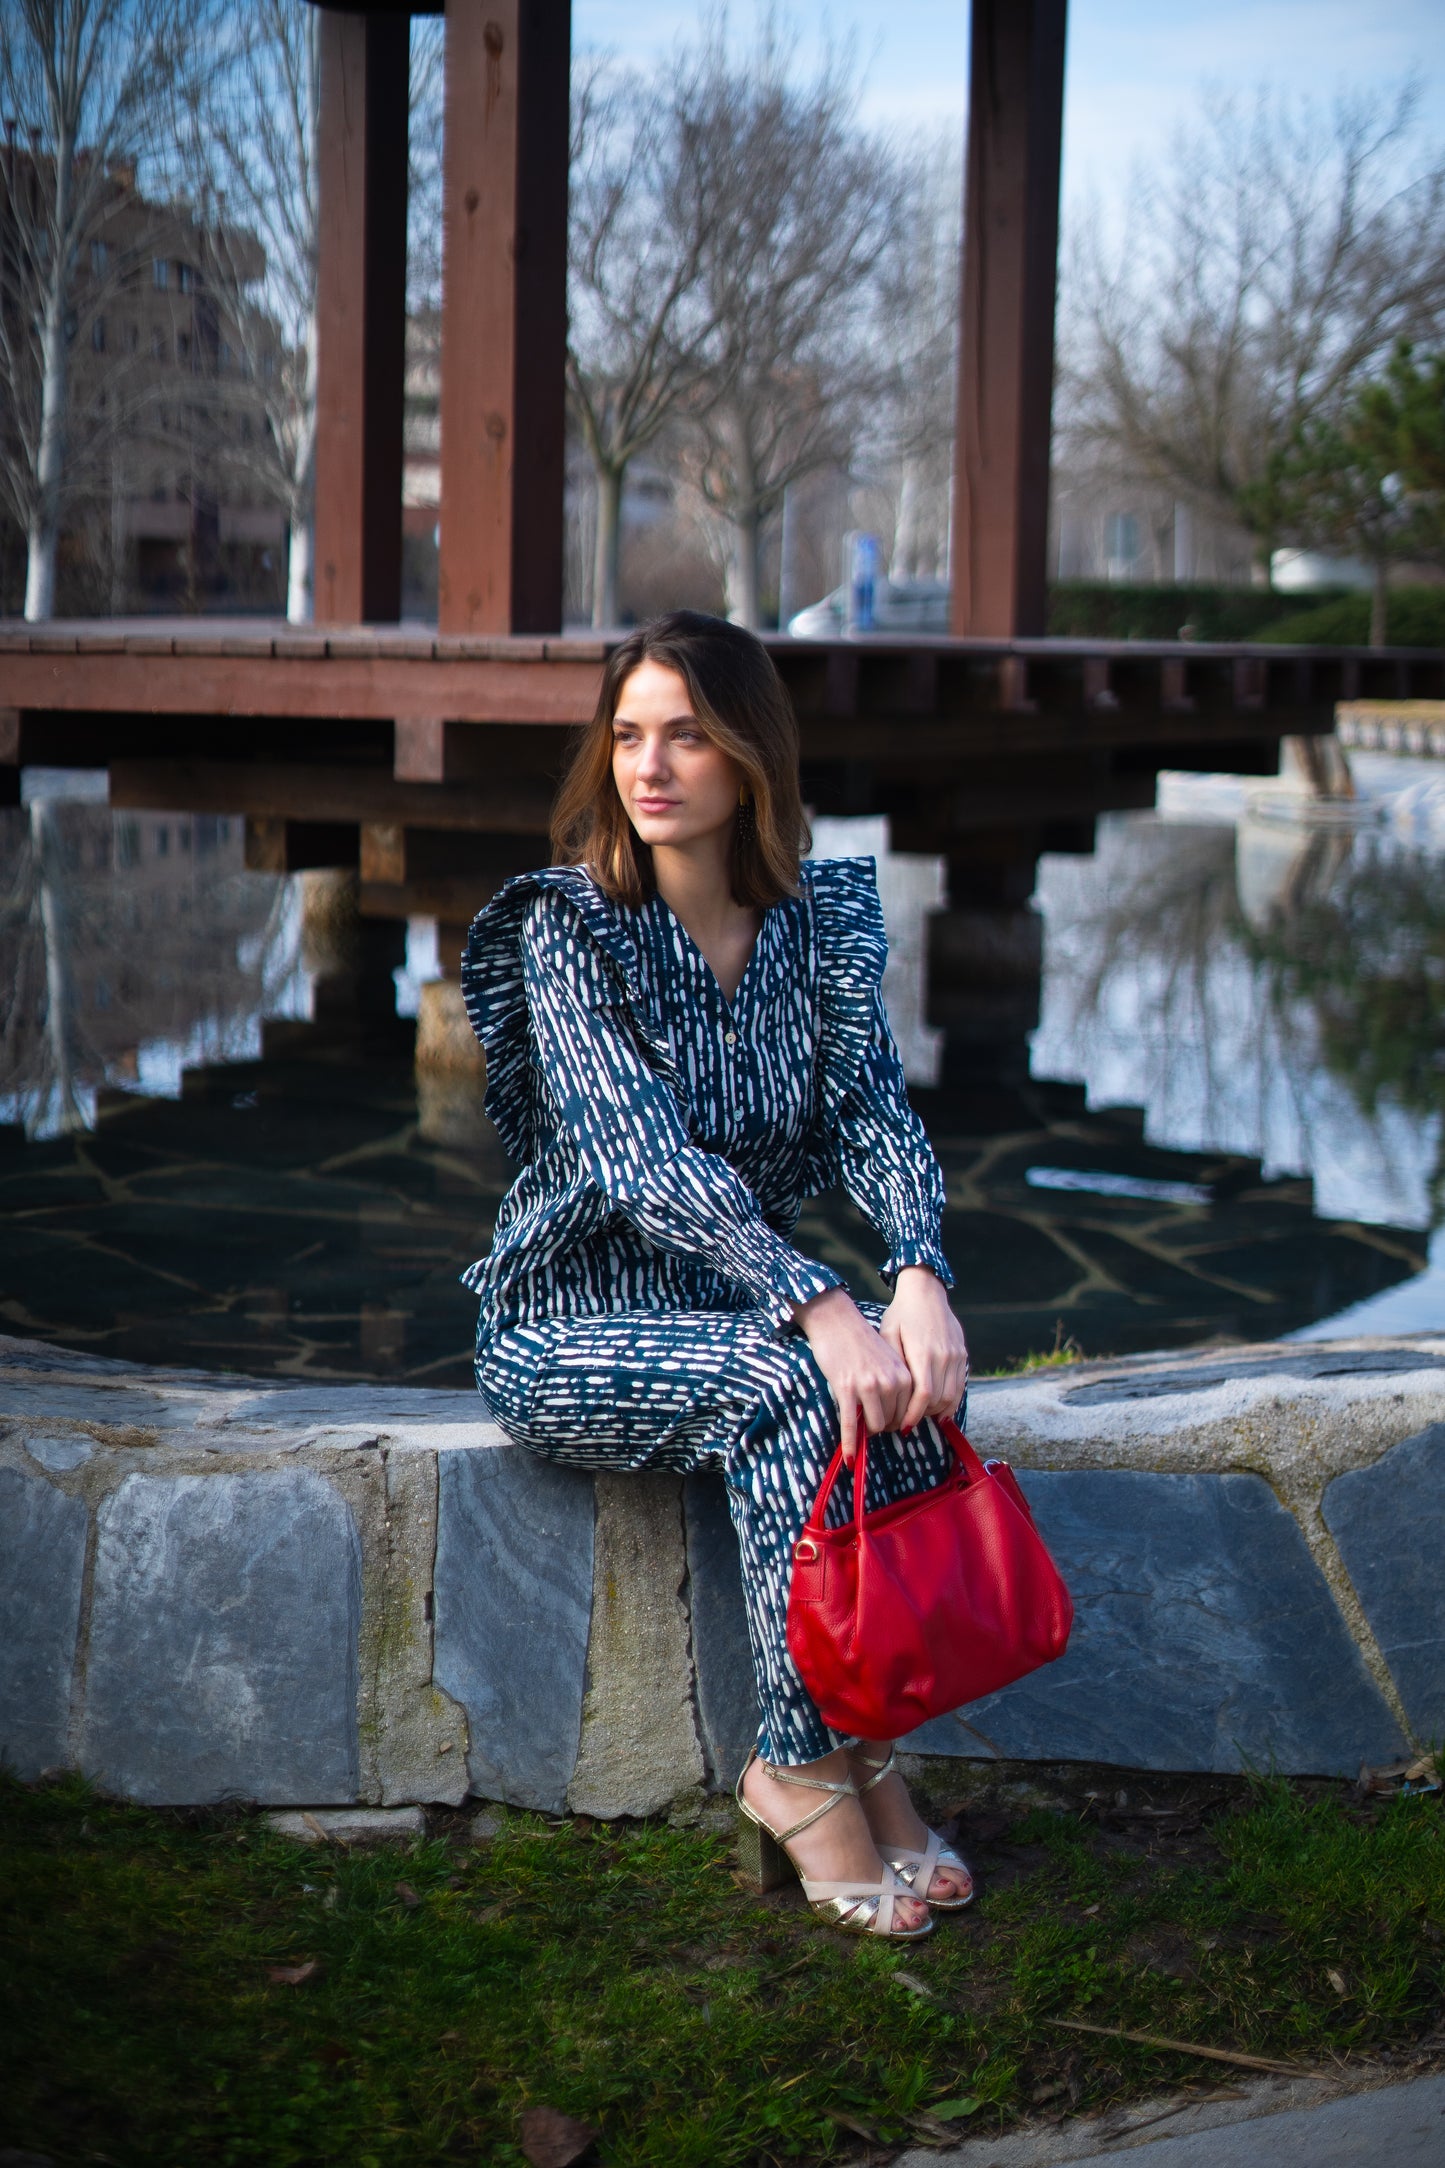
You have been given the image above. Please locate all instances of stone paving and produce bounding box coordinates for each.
[0,1024,1423,1389]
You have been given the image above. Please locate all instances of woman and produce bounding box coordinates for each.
[462,611,973,1942]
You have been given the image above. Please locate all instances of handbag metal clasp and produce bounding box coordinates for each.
[793,1538,819,1562]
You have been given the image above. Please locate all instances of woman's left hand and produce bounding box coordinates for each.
[879,1267,970,1434]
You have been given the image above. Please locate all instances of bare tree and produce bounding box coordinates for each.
[0,0,202,619]
[184,0,318,621]
[681,23,906,628]
[567,57,725,630]
[189,5,443,622]
[875,132,960,582]
[1064,84,1445,579]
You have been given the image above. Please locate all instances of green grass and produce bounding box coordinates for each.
[2,1769,1443,2165]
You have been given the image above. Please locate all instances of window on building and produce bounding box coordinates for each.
[152,328,166,361]
[176,331,190,362]
[90,239,108,277]
[1104,511,1142,577]
[177,262,193,293]
[152,257,168,290]
[218,340,232,368]
[127,321,139,352]
[262,351,276,379]
[91,316,105,352]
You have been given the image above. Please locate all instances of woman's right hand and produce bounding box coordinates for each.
[792,1286,913,1462]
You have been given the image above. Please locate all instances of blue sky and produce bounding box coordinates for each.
[574,1,1445,211]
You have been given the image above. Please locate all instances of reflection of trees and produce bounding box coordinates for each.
[1239,834,1445,1214]
[0,804,303,1140]
[1037,814,1445,1226]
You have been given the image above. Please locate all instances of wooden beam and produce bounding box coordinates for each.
[438,0,569,634]
[109,759,556,833]
[314,8,410,623]
[950,0,1068,637]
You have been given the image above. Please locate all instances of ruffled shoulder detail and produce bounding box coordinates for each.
[460,866,677,1164]
[800,856,888,1131]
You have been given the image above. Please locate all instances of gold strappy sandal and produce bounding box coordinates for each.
[734,1750,933,1941]
[854,1748,975,1911]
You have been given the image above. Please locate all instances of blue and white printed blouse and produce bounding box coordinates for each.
[460,856,952,1339]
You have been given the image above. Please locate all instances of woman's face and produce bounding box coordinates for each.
[611,659,745,852]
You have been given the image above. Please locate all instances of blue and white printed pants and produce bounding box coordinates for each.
[476,1301,962,1766]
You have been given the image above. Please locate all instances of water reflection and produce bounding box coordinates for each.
[1032,803,1444,1235]
[0,800,311,1140]
[0,785,1434,1382]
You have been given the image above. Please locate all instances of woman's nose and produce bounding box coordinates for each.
[636,736,671,781]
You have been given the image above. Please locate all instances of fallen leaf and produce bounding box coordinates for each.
[929,2097,980,2121]
[1032,2080,1066,2103]
[267,1959,320,1986]
[1327,1968,1349,1997]
[473,1902,504,1924]
[394,1881,421,1908]
[301,1811,332,1844]
[517,2105,597,2167]
[893,1970,937,1999]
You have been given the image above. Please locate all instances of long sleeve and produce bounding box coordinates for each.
[803,856,953,1291]
[830,986,953,1289]
[521,890,840,1329]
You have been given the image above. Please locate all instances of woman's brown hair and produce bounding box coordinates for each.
[550,610,810,909]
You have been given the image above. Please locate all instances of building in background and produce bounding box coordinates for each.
[0,146,287,615]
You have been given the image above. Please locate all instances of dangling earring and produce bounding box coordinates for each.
[737,782,756,845]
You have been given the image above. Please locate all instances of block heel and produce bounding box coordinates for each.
[734,1808,796,1892]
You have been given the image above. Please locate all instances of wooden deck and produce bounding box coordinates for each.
[6,620,1442,927]
[3,618,1441,742]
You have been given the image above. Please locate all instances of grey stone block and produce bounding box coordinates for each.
[81,1471,362,1805]
[1323,1423,1445,1740]
[22,1431,93,1473]
[433,1447,594,1815]
[908,1470,1406,1774]
[0,1468,88,1779]
[683,1472,759,1786]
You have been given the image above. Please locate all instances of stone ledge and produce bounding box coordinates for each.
[2,1330,1442,1812]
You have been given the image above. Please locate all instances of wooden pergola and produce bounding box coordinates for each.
[5,1,1440,1075]
[305,0,1066,641]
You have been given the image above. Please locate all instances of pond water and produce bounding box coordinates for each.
[2,756,1441,1386]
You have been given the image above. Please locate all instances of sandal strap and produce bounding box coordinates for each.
[760,1757,858,1845]
[852,1747,897,1796]
[799,1871,898,1936]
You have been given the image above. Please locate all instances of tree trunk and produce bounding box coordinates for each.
[31,801,87,1134]
[1369,560,1389,649]
[25,299,68,620]
[287,516,313,622]
[25,121,76,624]
[727,505,762,630]
[592,463,623,629]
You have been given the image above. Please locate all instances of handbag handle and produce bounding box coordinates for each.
[804,1409,987,1537]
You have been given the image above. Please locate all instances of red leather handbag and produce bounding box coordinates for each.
[786,1415,1073,1740]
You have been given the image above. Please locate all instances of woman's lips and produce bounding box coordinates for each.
[634,797,681,812]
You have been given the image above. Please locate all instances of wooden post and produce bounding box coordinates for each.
[950,0,1068,638]
[313,8,410,624]
[438,0,569,635]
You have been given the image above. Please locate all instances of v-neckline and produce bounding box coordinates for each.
[656,895,769,1016]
